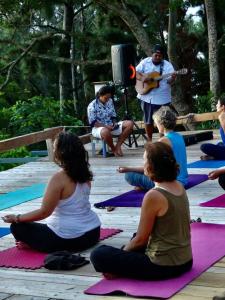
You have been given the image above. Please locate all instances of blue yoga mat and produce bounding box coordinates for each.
[0,228,10,238]
[188,160,225,168]
[0,183,46,211]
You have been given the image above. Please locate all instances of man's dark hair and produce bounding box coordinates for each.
[152,44,165,55]
[96,85,112,98]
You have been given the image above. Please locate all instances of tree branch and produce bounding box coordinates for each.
[0,33,56,90]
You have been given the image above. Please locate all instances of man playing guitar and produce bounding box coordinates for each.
[136,44,176,140]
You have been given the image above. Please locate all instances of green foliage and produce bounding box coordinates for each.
[193,92,219,130]
[6,96,83,135]
[0,132,31,171]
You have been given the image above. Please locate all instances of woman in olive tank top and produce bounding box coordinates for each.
[91,142,193,280]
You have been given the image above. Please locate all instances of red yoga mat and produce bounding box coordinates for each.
[200,193,225,207]
[0,228,122,269]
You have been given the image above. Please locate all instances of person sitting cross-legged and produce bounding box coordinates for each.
[118,106,188,190]
[87,85,133,157]
[91,142,193,280]
[2,132,101,253]
[200,95,225,160]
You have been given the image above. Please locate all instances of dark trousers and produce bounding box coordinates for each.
[91,245,193,280]
[10,222,100,253]
[219,173,225,190]
[200,143,225,160]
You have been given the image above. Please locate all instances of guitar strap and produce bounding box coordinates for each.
[159,60,164,75]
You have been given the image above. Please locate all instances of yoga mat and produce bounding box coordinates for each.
[188,160,225,168]
[94,174,208,208]
[0,228,122,269]
[200,193,225,207]
[85,223,225,298]
[100,228,123,240]
[0,227,10,238]
[0,183,46,210]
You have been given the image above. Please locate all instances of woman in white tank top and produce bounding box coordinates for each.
[3,132,101,253]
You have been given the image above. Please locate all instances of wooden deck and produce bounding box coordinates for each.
[0,131,225,299]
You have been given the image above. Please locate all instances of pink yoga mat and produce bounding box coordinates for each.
[0,228,122,269]
[200,194,225,207]
[85,223,225,299]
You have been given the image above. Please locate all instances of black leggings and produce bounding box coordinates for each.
[10,222,100,253]
[219,173,225,190]
[91,245,193,280]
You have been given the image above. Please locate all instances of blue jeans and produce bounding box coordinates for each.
[200,142,225,160]
[125,172,155,190]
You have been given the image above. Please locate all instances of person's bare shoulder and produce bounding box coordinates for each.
[143,188,166,207]
[158,136,171,146]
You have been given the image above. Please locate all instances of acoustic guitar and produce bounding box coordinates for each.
[135,68,188,95]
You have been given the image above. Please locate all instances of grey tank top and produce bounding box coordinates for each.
[145,186,192,266]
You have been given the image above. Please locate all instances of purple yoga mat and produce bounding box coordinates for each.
[200,193,225,207]
[94,174,208,208]
[85,223,225,298]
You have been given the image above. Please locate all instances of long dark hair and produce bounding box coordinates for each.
[54,132,93,183]
[145,141,179,182]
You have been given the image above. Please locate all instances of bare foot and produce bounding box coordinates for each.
[112,152,120,157]
[134,186,144,191]
[115,146,123,157]
[200,155,214,160]
[16,241,31,250]
[103,272,118,280]
[106,206,115,212]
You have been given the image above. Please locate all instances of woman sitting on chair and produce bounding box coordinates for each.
[3,132,101,253]
[91,142,193,280]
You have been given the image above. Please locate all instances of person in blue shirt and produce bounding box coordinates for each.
[118,106,188,190]
[200,96,225,160]
[87,86,133,157]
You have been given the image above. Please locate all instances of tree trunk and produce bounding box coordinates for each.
[94,0,152,56]
[204,0,220,105]
[59,2,74,117]
[168,1,192,119]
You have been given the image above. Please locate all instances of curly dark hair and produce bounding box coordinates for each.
[54,132,93,183]
[219,94,225,106]
[144,141,179,182]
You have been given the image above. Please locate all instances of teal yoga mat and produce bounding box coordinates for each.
[0,183,46,210]
[187,160,225,168]
[0,228,10,238]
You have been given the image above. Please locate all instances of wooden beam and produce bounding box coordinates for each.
[135,112,219,128]
[0,127,64,152]
[176,111,219,124]
[79,133,92,145]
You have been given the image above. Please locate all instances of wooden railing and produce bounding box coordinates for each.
[0,111,219,164]
[135,111,219,129]
[0,126,92,162]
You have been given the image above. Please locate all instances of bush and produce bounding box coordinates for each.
[5,96,83,136]
[0,133,31,171]
[193,92,219,130]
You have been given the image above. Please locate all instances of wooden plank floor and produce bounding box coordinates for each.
[0,131,225,299]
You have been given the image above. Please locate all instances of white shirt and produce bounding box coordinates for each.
[47,182,101,239]
[136,57,174,105]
